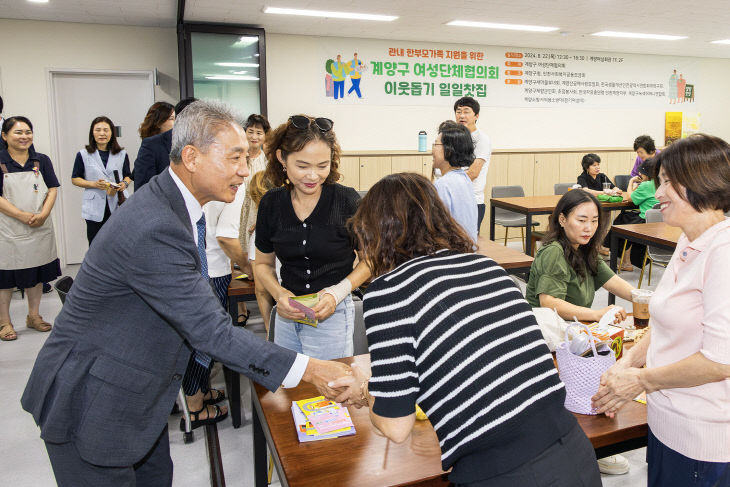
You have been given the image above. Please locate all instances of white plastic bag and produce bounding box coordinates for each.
[532,307,568,352]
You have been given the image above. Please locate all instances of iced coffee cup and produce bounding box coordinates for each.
[631,289,653,329]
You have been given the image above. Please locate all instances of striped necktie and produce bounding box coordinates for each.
[193,214,212,368]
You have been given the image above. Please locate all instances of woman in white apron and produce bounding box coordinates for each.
[71,116,131,244]
[0,116,62,341]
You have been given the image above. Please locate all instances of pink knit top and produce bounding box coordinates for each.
[647,217,730,462]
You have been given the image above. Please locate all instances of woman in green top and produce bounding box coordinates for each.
[613,159,659,270]
[526,189,635,322]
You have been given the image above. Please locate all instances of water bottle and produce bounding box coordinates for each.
[418,130,427,152]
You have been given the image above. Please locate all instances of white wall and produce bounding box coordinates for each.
[0,19,179,155]
[266,33,730,150]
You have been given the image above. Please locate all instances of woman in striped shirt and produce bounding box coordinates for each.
[332,173,601,486]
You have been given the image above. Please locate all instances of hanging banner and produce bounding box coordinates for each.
[320,38,700,109]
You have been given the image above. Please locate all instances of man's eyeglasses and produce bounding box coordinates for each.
[288,115,334,133]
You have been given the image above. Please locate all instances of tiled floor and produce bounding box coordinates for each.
[1,250,662,486]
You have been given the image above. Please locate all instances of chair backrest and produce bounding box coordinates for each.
[53,276,74,305]
[268,306,277,342]
[554,183,574,195]
[357,190,368,199]
[492,185,525,198]
[614,175,631,192]
[352,296,368,355]
[267,298,368,356]
[644,208,662,223]
[644,209,672,262]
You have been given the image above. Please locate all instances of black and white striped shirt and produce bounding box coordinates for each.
[364,251,576,482]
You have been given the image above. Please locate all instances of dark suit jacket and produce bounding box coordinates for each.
[21,168,296,467]
[132,130,172,189]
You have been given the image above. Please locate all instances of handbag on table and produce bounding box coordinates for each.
[556,323,616,415]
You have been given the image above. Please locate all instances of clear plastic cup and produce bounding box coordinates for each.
[631,289,653,328]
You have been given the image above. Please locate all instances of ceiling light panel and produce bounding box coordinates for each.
[447,20,559,32]
[264,7,397,22]
[592,31,687,41]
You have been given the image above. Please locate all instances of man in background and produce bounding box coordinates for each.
[454,96,492,232]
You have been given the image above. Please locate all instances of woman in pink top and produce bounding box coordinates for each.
[592,134,730,486]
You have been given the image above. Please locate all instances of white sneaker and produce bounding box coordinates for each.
[597,454,630,475]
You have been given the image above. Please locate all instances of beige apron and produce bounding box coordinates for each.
[0,160,58,270]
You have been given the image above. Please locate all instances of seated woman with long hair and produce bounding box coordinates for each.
[526,189,635,322]
[332,173,601,487]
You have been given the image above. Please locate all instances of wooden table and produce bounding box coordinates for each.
[489,195,637,253]
[251,355,647,487]
[224,273,257,428]
[476,236,533,280]
[607,222,681,304]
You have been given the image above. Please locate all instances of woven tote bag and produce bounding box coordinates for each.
[556,323,616,415]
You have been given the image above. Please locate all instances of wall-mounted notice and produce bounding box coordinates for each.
[320,39,700,109]
[665,112,683,145]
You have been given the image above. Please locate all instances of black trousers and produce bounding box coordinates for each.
[181,274,231,396]
[454,423,601,487]
[85,203,112,245]
[45,425,172,487]
[606,210,648,267]
[477,204,486,234]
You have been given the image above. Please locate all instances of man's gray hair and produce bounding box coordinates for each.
[169,100,243,163]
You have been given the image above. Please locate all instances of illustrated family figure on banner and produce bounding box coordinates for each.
[668,69,694,104]
[325,53,368,100]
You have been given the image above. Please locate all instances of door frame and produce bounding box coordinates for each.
[46,68,154,266]
[178,23,267,117]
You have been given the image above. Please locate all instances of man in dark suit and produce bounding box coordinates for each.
[21,100,350,486]
[132,97,197,189]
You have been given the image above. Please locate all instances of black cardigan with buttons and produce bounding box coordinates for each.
[255,183,360,296]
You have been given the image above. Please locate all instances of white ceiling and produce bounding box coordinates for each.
[3,0,730,59]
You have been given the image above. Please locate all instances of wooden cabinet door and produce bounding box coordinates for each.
[338,156,360,190]
[421,156,433,180]
[559,152,580,186]
[359,156,392,191]
[391,155,424,175]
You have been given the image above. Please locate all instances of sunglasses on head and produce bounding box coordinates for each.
[288,115,334,133]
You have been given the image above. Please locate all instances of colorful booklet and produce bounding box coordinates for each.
[291,396,355,442]
[289,294,319,327]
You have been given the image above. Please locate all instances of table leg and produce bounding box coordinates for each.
[226,296,243,428]
[205,423,226,487]
[608,231,619,305]
[223,366,242,428]
[252,397,268,487]
[524,213,533,254]
[489,202,496,241]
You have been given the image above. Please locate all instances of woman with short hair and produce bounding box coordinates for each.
[333,172,601,487]
[244,113,271,177]
[593,134,730,487]
[432,120,478,241]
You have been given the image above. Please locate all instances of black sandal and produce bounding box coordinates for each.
[203,388,226,406]
[179,404,228,431]
[236,310,250,327]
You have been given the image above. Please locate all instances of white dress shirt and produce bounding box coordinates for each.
[169,167,308,387]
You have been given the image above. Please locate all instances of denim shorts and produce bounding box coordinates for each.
[274,295,354,360]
